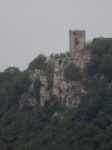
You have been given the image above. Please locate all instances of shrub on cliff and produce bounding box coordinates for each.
[64,63,81,81]
[85,55,100,76]
[91,38,112,57]
[99,53,112,82]
[49,51,70,59]
[28,54,47,70]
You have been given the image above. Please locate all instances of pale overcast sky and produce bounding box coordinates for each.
[0,0,112,71]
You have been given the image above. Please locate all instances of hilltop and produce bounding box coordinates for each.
[0,38,112,149]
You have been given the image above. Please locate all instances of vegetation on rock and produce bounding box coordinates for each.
[28,54,47,70]
[0,38,112,149]
[64,63,82,81]
[49,51,70,59]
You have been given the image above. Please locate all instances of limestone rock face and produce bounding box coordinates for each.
[19,70,50,108]
[19,69,40,109]
[40,75,49,107]
[51,111,63,119]
[19,51,91,109]
[73,51,90,69]
[29,69,40,91]
[52,51,90,108]
[19,93,37,109]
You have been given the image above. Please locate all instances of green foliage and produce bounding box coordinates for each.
[0,93,65,149]
[91,38,112,57]
[85,38,112,82]
[49,51,70,59]
[4,66,20,75]
[85,55,100,76]
[1,72,112,150]
[64,63,82,81]
[99,53,112,82]
[76,87,110,122]
[10,70,30,104]
[41,64,53,79]
[1,37,112,150]
[0,80,10,99]
[63,108,76,121]
[0,67,20,85]
[84,40,92,50]
[0,67,30,116]
[28,54,47,70]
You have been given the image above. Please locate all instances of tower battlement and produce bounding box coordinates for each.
[69,30,86,55]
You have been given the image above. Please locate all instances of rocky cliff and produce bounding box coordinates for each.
[19,51,91,109]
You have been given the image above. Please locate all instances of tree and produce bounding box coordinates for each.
[64,63,81,81]
[28,54,47,70]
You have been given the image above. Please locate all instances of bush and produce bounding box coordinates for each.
[85,56,100,76]
[91,38,112,57]
[64,63,82,81]
[10,70,30,104]
[49,51,70,59]
[99,53,112,82]
[28,54,47,70]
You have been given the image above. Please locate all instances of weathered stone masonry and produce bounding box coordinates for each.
[69,30,86,55]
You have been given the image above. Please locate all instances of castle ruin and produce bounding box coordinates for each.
[69,30,86,55]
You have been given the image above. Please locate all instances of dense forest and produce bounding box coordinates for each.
[0,38,112,150]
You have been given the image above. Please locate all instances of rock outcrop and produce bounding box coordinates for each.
[19,51,91,109]
[53,51,90,108]
[40,75,49,107]
[19,69,40,109]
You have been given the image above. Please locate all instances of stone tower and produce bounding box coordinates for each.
[69,30,86,55]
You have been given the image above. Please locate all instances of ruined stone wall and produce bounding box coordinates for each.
[69,30,86,55]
